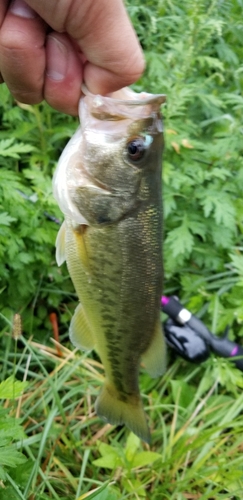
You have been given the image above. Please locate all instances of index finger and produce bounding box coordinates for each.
[24,0,145,94]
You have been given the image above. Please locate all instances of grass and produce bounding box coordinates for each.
[1,314,243,499]
[1,0,243,496]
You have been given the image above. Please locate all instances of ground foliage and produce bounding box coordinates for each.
[1,0,243,498]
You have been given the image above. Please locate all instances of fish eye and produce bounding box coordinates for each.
[126,137,146,162]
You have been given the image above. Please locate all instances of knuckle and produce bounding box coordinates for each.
[122,50,145,84]
[9,88,43,105]
[0,28,31,51]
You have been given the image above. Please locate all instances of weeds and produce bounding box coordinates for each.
[1,330,243,498]
[1,0,243,498]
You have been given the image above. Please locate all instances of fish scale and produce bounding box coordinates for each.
[53,87,166,442]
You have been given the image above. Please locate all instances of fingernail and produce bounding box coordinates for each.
[46,36,68,81]
[10,0,36,18]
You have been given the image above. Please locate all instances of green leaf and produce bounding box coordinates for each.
[0,427,25,447]
[199,190,235,228]
[97,442,118,458]
[131,451,161,468]
[0,212,16,226]
[170,380,196,409]
[0,138,35,159]
[214,195,235,227]
[165,217,194,257]
[229,253,243,276]
[197,55,224,71]
[92,455,119,470]
[211,225,233,248]
[0,376,28,400]
[125,432,140,462]
[93,443,121,469]
[0,448,26,468]
[122,477,146,496]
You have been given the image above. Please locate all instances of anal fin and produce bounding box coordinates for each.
[142,319,167,378]
[69,303,96,351]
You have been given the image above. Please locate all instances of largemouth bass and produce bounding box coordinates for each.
[53,87,166,443]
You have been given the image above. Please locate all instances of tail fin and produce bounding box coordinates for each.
[95,381,150,444]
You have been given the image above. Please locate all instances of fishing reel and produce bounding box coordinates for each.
[161,295,243,371]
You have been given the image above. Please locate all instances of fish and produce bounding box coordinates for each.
[53,86,166,443]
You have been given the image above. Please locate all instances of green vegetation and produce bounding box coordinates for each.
[1,0,243,498]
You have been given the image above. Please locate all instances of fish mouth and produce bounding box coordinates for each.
[80,86,166,122]
[82,84,166,106]
[78,160,113,194]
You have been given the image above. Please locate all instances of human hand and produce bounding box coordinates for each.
[0,0,145,115]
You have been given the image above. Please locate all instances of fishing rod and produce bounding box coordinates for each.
[161,295,243,371]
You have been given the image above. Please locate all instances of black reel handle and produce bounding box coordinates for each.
[162,296,243,371]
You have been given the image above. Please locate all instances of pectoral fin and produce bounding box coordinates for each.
[73,224,90,271]
[69,303,96,351]
[55,221,66,266]
[142,319,167,378]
